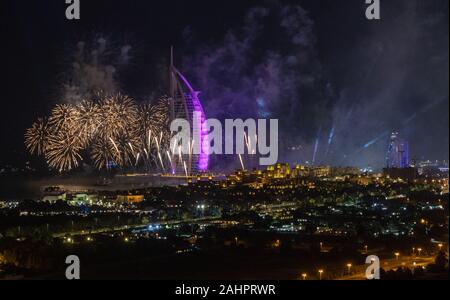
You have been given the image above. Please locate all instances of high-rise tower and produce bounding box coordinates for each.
[169,48,208,174]
[386,131,409,168]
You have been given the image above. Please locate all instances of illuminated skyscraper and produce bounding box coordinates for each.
[386,132,409,168]
[169,48,209,174]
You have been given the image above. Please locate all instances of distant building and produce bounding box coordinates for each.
[67,193,97,206]
[383,132,418,180]
[116,194,145,204]
[331,167,361,177]
[267,163,292,178]
[386,132,409,168]
[292,165,309,177]
[310,166,332,178]
[350,176,375,186]
[41,186,66,203]
[383,167,418,181]
[169,48,208,174]
[416,160,449,177]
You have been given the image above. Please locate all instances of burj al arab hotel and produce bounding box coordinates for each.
[169,48,209,174]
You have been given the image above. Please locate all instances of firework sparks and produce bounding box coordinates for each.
[25,94,170,172]
[25,118,50,156]
[238,154,245,170]
[45,131,84,172]
[183,161,188,177]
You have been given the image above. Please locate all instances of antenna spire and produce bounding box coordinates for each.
[170,46,174,68]
[169,46,175,120]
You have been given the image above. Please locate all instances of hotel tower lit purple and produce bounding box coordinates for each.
[169,49,209,174]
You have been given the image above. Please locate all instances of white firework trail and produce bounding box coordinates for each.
[147,129,152,150]
[158,152,165,170]
[238,154,245,170]
[166,151,173,165]
[183,161,188,177]
[109,138,120,156]
[128,142,135,156]
[135,153,140,166]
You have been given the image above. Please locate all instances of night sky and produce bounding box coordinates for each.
[1,0,448,169]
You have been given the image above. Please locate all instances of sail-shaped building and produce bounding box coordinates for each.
[169,48,209,174]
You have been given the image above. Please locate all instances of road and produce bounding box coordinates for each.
[52,216,222,238]
[337,255,435,280]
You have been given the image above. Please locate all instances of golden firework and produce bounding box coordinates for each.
[25,94,170,172]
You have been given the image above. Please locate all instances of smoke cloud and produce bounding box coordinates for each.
[182,3,334,170]
[62,36,133,103]
[181,0,448,169]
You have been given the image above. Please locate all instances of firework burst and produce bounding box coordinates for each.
[45,130,84,172]
[25,94,170,172]
[25,117,50,156]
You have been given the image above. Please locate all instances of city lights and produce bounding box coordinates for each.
[318,270,324,280]
[346,263,352,274]
[0,0,448,284]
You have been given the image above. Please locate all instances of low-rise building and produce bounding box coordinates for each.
[117,194,145,204]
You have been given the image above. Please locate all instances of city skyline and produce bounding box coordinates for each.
[0,0,448,284]
[1,0,449,170]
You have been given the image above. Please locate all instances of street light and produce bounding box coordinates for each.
[364,245,368,254]
[412,247,416,256]
[395,252,400,260]
[346,263,352,274]
[301,273,307,280]
[438,243,443,251]
[417,248,422,256]
[318,269,324,280]
[320,242,323,252]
